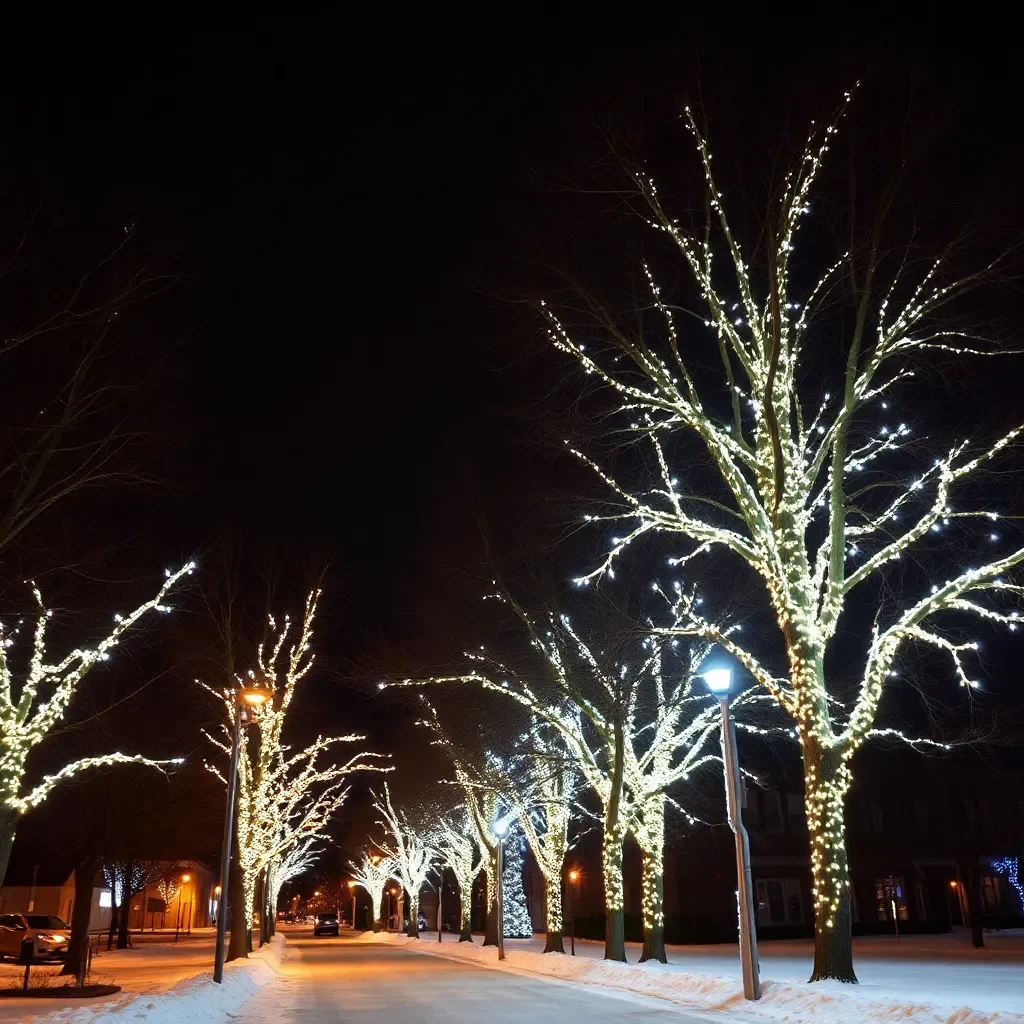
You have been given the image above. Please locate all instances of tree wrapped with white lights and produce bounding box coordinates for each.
[373,783,436,938]
[350,850,395,932]
[0,562,193,886]
[269,834,324,925]
[436,810,485,941]
[497,724,575,952]
[392,593,750,962]
[203,590,386,956]
[500,824,533,939]
[537,88,1024,981]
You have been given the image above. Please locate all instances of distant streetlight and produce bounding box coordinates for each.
[494,818,508,961]
[568,869,579,956]
[702,664,760,1001]
[347,881,357,928]
[213,684,273,984]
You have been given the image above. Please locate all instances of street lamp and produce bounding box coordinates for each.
[703,664,760,1001]
[213,683,273,984]
[493,819,507,961]
[568,869,579,955]
[347,881,357,929]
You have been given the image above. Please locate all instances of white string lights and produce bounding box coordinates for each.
[372,782,436,938]
[350,849,396,932]
[389,591,763,963]
[202,590,387,941]
[538,87,1024,982]
[0,562,195,884]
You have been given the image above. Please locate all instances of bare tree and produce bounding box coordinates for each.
[536,88,1023,981]
[0,563,193,886]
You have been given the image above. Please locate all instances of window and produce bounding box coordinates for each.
[755,878,803,926]
[99,889,113,909]
[874,876,909,922]
[786,793,804,832]
[963,799,977,831]
[914,882,927,920]
[869,802,885,835]
[762,791,784,833]
[982,875,1002,912]
[913,799,929,834]
[980,800,995,834]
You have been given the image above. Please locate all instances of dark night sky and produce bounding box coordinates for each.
[3,8,1024,859]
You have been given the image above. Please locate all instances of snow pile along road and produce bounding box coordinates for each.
[370,932,1024,1024]
[23,935,286,1024]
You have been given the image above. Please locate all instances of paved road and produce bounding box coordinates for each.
[243,932,720,1023]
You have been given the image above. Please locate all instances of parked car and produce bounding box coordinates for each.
[0,914,71,961]
[313,912,339,937]
[417,913,427,931]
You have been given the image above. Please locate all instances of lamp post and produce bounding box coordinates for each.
[213,684,273,984]
[703,666,760,1001]
[494,819,507,961]
[568,869,579,956]
[347,881,357,929]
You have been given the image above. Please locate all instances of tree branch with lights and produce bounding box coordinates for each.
[372,782,437,939]
[202,589,387,956]
[539,86,1024,981]
[0,562,194,886]
[350,849,396,933]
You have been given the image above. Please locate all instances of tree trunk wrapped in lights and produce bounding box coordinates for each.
[634,793,666,963]
[0,561,193,886]
[373,783,435,939]
[534,86,1024,982]
[436,812,484,942]
[202,589,386,959]
[350,850,394,932]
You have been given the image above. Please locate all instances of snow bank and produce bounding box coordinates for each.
[20,936,286,1024]
[371,932,1024,1024]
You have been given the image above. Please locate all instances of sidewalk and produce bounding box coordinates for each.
[367,928,1024,1024]
[0,933,282,1022]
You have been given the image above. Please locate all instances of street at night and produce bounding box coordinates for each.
[245,931,714,1024]
[2,7,1024,1024]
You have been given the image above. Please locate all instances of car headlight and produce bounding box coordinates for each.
[37,934,65,943]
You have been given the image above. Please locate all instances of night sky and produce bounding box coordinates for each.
[3,9,1023,863]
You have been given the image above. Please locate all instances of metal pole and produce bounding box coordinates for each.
[437,881,443,943]
[720,697,760,1001]
[213,707,243,983]
[570,879,575,956]
[352,893,357,930]
[496,838,505,961]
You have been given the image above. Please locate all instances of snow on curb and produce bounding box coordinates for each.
[368,932,1024,1024]
[33,935,286,1024]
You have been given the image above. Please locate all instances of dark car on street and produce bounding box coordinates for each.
[313,912,340,937]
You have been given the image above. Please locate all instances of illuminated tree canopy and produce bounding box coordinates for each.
[0,562,194,886]
[538,87,1024,981]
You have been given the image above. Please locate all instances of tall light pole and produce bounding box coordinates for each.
[213,684,273,984]
[568,869,579,956]
[703,666,760,1001]
[347,881,357,929]
[494,819,507,961]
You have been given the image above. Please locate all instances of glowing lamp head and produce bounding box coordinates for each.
[181,874,191,883]
[568,870,579,882]
[314,890,321,897]
[214,885,222,895]
[347,881,356,890]
[390,888,398,895]
[238,685,273,707]
[949,880,958,889]
[702,666,733,695]
[493,819,508,837]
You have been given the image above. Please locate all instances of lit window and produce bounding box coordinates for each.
[99,889,112,909]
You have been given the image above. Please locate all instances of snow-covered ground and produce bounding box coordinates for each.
[367,928,1024,1024]
[0,934,283,1023]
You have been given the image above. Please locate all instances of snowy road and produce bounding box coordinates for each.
[242,932,723,1023]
